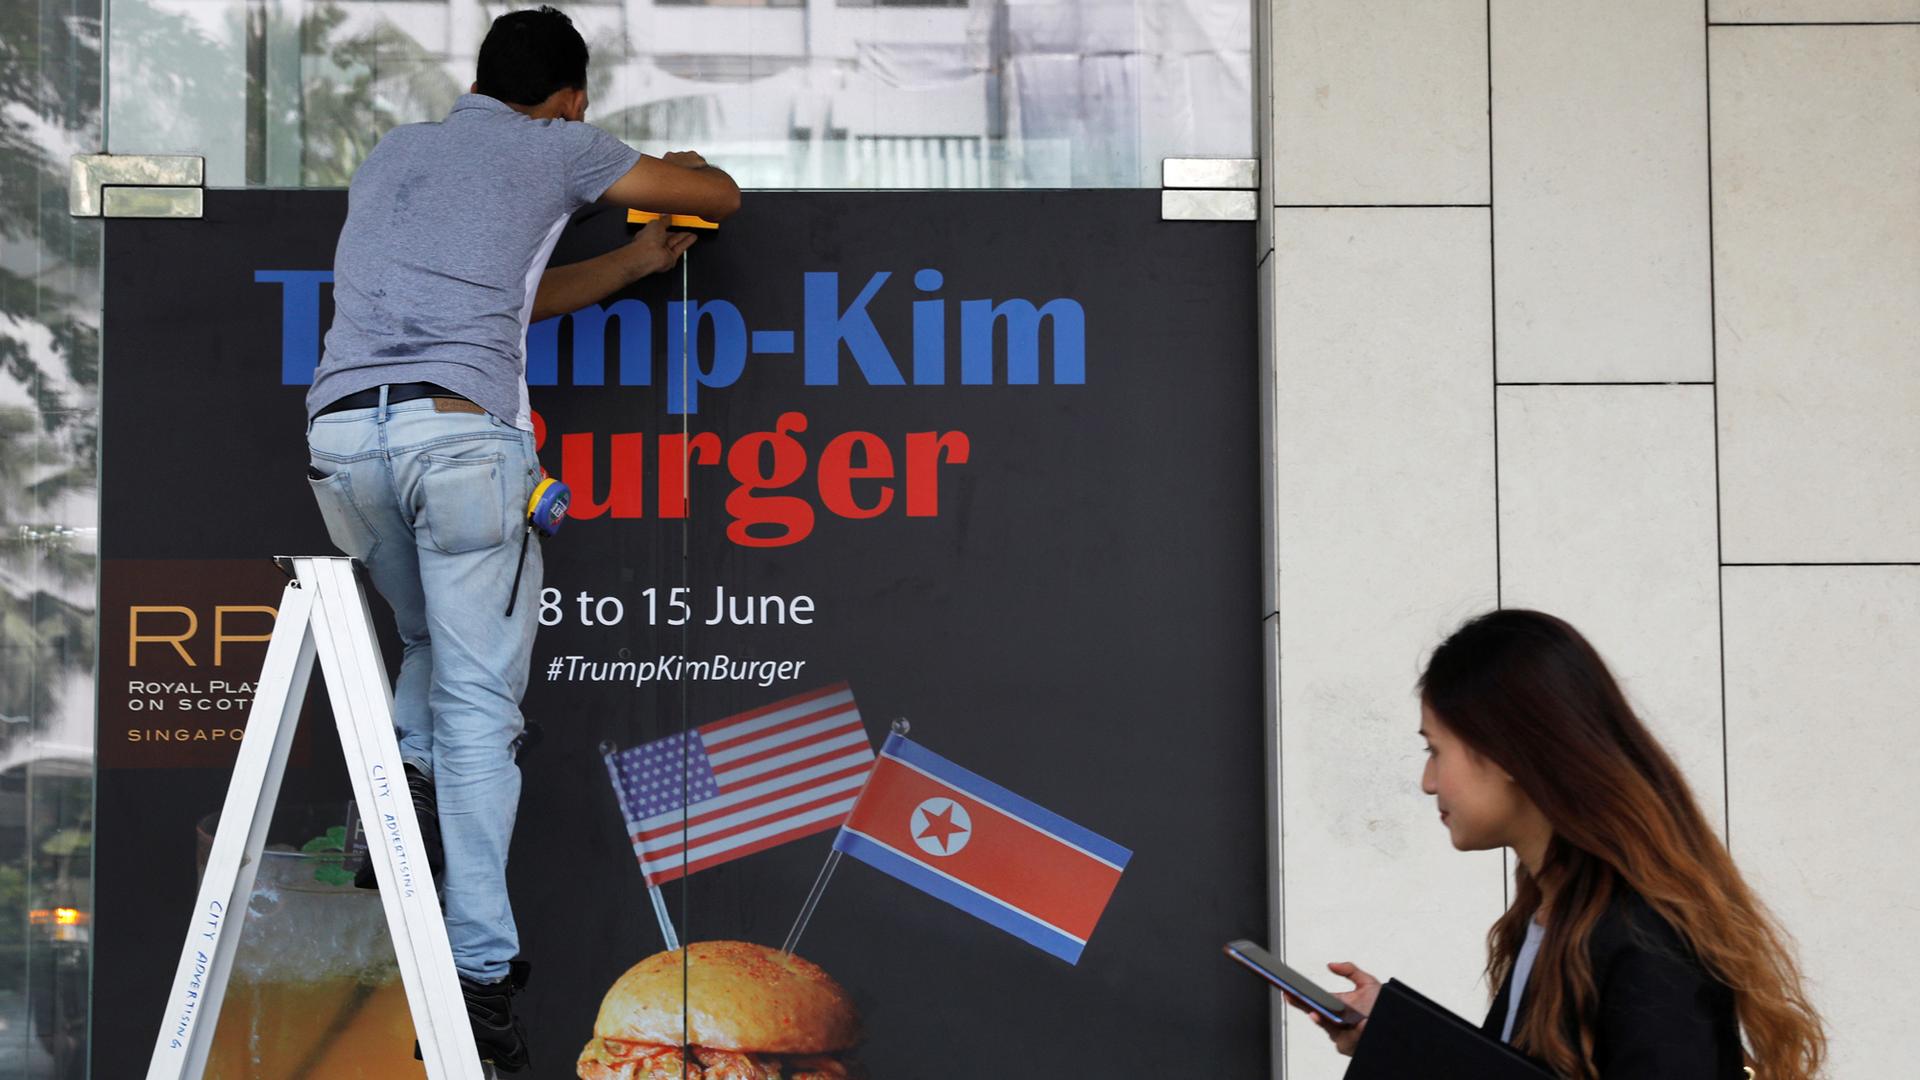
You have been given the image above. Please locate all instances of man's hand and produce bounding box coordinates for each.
[621,215,697,278]
[1305,961,1381,1057]
[529,218,696,321]
[662,150,708,169]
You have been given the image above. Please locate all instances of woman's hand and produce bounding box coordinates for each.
[1307,961,1383,1057]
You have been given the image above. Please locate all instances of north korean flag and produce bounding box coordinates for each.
[831,732,1132,964]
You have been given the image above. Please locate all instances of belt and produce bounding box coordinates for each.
[315,383,469,417]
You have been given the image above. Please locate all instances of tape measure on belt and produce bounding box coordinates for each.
[527,476,570,538]
[505,475,571,617]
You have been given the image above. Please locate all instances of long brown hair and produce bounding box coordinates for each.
[1419,610,1824,1079]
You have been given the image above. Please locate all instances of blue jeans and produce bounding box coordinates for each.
[305,393,542,984]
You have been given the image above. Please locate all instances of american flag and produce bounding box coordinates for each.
[606,683,876,886]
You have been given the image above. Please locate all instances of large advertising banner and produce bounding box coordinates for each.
[97,190,1267,1077]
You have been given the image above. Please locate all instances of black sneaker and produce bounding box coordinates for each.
[355,762,444,889]
[412,962,532,1073]
[461,961,531,1072]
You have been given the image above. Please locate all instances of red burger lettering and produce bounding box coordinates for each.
[531,409,969,548]
[816,431,894,519]
[726,412,814,547]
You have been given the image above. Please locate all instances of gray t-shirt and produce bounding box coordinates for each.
[308,94,641,429]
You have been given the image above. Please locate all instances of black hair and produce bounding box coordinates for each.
[1418,609,1824,1079]
[474,7,589,106]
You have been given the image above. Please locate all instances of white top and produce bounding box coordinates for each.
[1502,918,1548,1044]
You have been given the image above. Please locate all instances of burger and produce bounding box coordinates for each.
[577,940,865,1079]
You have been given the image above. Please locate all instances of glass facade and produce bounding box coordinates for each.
[1,0,1248,1071]
[104,0,1252,189]
[1,0,103,1075]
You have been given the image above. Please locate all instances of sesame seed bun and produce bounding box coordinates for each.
[591,941,861,1055]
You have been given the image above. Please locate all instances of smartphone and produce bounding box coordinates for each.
[1223,940,1362,1027]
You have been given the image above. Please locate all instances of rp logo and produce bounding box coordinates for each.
[910,797,972,857]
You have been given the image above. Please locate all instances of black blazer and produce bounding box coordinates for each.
[1481,890,1746,1079]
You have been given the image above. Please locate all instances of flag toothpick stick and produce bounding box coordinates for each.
[646,882,680,953]
[781,718,909,957]
[780,850,841,957]
[601,741,681,952]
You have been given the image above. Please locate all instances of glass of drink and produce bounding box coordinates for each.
[194,804,424,1079]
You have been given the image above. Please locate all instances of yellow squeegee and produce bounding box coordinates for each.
[626,209,721,231]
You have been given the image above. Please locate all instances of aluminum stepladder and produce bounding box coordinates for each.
[145,556,489,1080]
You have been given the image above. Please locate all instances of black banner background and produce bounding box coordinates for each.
[98,189,1269,1077]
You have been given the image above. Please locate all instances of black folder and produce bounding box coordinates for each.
[1343,979,1556,1079]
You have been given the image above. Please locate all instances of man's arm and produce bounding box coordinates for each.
[532,217,695,322]
[598,151,741,222]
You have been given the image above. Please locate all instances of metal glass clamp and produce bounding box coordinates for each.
[1161,158,1259,221]
[69,154,206,218]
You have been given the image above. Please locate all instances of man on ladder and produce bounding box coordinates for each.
[301,7,740,1069]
